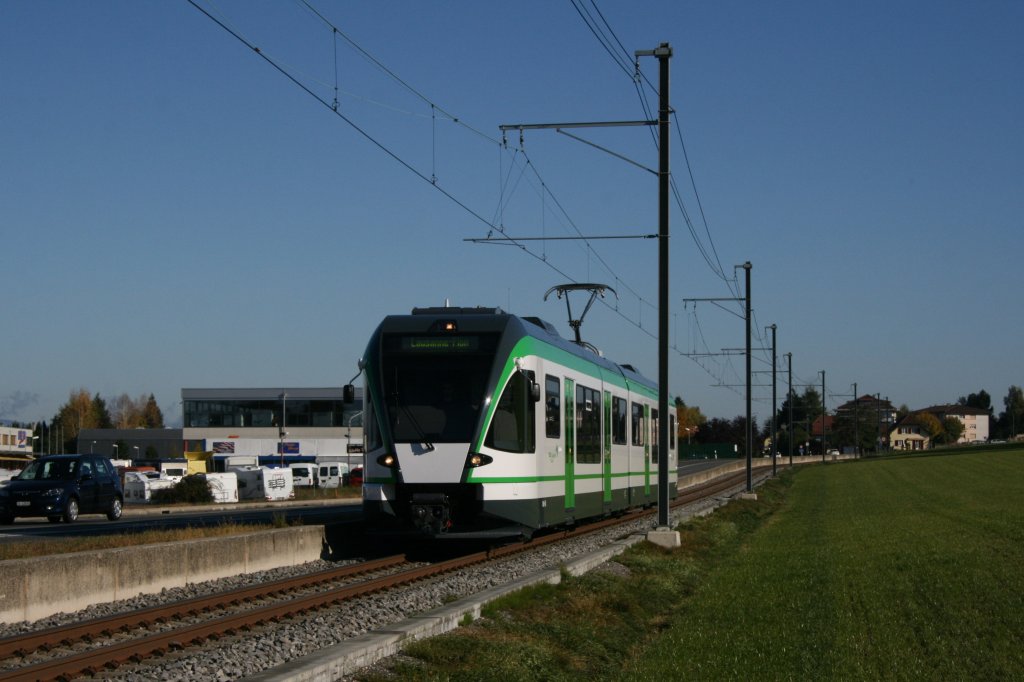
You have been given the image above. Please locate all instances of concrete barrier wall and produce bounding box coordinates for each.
[677,455,849,490]
[0,525,326,624]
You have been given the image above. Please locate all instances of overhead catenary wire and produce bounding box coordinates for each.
[193,0,754,396]
[570,0,740,321]
[289,0,668,333]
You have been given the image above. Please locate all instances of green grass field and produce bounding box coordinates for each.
[362,448,1024,681]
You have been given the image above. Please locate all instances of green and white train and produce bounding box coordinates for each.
[354,306,677,538]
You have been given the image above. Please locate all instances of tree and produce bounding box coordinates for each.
[941,417,964,444]
[695,417,742,446]
[111,393,140,429]
[52,388,95,450]
[915,411,943,444]
[142,394,164,428]
[832,410,877,454]
[674,397,706,443]
[91,394,112,429]
[958,390,992,413]
[774,387,823,456]
[999,385,1024,439]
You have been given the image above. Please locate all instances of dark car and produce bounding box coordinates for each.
[0,454,124,524]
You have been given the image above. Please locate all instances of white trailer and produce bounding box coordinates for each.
[198,472,239,503]
[218,455,259,472]
[123,471,176,504]
[161,464,188,482]
[234,466,294,501]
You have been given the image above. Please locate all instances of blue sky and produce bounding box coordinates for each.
[2,1,1021,426]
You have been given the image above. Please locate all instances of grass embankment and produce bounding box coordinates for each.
[360,448,1024,681]
[0,486,358,562]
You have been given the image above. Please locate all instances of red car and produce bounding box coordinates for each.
[347,467,363,487]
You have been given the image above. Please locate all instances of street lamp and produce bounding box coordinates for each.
[133,445,140,461]
[112,444,119,459]
[91,440,96,454]
[279,392,288,467]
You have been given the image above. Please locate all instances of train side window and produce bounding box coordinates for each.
[576,384,601,464]
[631,402,645,447]
[670,414,676,449]
[612,397,627,445]
[545,375,560,439]
[651,408,660,463]
[485,371,536,453]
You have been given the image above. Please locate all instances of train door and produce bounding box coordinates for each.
[603,390,612,505]
[644,403,652,497]
[564,377,575,511]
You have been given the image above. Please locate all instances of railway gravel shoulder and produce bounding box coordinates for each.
[1,467,784,681]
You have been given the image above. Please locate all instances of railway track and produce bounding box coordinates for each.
[0,465,768,682]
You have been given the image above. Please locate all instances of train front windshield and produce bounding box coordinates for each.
[380,333,498,444]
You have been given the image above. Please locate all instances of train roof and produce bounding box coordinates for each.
[382,306,655,388]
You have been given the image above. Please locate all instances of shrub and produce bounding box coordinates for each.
[150,475,214,505]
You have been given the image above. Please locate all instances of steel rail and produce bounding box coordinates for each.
[0,465,771,681]
[0,554,408,660]
[0,546,533,682]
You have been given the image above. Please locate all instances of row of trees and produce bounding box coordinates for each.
[33,389,164,454]
[677,384,1024,456]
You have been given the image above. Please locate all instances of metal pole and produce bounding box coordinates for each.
[655,43,671,528]
[853,382,858,458]
[770,324,777,476]
[744,262,752,492]
[280,392,287,468]
[821,371,826,461]
[876,393,881,454]
[787,352,793,466]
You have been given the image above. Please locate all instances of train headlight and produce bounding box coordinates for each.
[376,453,398,468]
[466,453,493,468]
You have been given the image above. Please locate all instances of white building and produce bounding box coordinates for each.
[0,425,34,456]
[182,387,364,468]
[923,404,991,444]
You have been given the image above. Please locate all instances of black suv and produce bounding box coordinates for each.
[0,454,124,524]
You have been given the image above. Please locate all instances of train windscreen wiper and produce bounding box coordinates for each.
[390,396,435,452]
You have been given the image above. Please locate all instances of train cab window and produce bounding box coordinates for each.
[364,394,382,451]
[545,375,560,439]
[631,402,645,447]
[612,397,627,445]
[485,371,536,453]
[651,409,660,463]
[576,385,601,464]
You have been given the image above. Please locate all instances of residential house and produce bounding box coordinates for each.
[922,404,991,444]
[890,413,932,451]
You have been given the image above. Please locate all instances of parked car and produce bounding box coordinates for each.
[347,467,363,488]
[0,454,124,524]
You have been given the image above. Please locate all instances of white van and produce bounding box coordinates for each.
[316,462,349,488]
[289,463,318,487]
